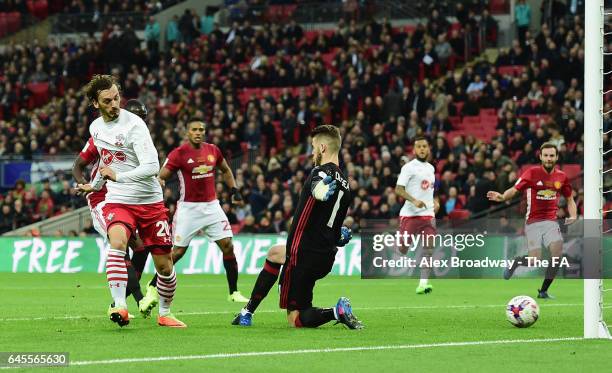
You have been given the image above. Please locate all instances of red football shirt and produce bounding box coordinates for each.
[79,137,107,209]
[514,165,572,224]
[164,142,224,202]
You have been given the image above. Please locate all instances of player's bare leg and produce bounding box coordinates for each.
[217,237,249,302]
[151,252,186,328]
[233,244,285,326]
[106,224,130,327]
[538,240,563,299]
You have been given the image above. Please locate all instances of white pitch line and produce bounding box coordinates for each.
[65,337,583,367]
[0,303,583,322]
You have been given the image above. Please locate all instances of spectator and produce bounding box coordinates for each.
[144,17,161,56]
[515,0,532,46]
[166,15,180,45]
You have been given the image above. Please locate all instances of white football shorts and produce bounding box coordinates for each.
[524,220,563,251]
[172,200,233,247]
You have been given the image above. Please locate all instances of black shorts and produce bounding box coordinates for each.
[279,250,335,311]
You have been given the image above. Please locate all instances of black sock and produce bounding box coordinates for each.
[131,249,148,280]
[508,255,528,276]
[149,274,158,287]
[223,254,239,294]
[296,307,336,328]
[540,257,561,292]
[125,259,143,304]
[246,260,281,313]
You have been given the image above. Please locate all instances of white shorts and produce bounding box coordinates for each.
[90,201,107,239]
[524,220,563,251]
[172,200,233,247]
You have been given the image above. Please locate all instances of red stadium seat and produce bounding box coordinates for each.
[26,82,50,107]
[562,164,581,181]
[497,65,525,77]
[448,209,470,220]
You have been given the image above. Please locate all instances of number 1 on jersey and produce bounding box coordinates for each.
[327,190,344,228]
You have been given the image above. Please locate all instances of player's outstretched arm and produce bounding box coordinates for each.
[395,185,426,209]
[487,187,518,202]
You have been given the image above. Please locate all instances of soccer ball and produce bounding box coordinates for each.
[506,295,539,328]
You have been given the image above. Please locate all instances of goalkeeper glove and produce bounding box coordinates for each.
[313,175,337,201]
[337,226,352,247]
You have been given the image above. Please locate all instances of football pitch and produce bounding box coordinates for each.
[1,273,611,371]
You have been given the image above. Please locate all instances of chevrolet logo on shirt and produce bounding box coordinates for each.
[536,189,556,200]
[193,165,213,175]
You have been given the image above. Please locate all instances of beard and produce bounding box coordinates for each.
[416,154,428,162]
[543,163,555,172]
[314,152,322,166]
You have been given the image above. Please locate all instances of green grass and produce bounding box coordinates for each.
[1,273,611,372]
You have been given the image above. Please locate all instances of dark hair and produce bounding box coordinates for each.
[125,99,147,120]
[414,135,429,144]
[311,124,342,151]
[187,117,206,129]
[85,74,120,103]
[540,142,558,156]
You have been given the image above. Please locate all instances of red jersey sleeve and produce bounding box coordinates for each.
[514,168,531,192]
[164,148,181,172]
[561,175,573,198]
[214,145,224,167]
[79,137,98,164]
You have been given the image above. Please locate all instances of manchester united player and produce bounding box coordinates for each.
[77,75,185,328]
[395,136,438,294]
[279,125,361,329]
[487,143,577,299]
[72,99,153,319]
[232,228,352,326]
[140,117,249,307]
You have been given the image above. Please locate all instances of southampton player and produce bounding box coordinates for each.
[275,125,361,329]
[77,75,184,328]
[140,117,249,307]
[487,143,577,298]
[394,136,438,294]
[73,99,155,318]
[232,228,352,326]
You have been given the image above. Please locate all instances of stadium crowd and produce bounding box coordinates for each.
[0,4,598,235]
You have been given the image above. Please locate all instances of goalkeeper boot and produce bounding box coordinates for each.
[231,309,252,326]
[416,283,433,294]
[139,285,158,318]
[158,313,187,328]
[537,289,555,300]
[228,291,249,302]
[108,306,130,327]
[335,297,363,329]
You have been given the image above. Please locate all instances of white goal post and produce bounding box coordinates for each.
[584,0,611,339]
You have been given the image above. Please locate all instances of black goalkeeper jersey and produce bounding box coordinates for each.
[285,162,351,263]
